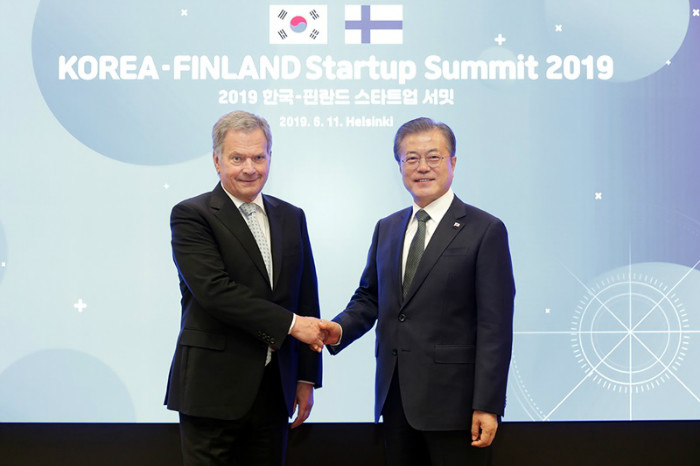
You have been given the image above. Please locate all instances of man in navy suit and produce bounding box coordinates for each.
[165,110,325,465]
[321,117,515,466]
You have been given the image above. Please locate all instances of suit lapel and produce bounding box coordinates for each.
[390,208,413,302]
[209,184,271,287]
[264,195,284,290]
[402,197,468,306]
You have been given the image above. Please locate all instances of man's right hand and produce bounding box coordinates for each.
[290,316,325,352]
[318,320,342,346]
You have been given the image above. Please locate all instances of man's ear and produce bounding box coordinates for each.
[213,152,221,174]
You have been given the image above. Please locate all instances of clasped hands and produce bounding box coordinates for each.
[290,316,342,352]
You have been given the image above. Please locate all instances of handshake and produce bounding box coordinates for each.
[290,316,342,352]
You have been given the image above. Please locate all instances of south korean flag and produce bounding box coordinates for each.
[269,5,327,44]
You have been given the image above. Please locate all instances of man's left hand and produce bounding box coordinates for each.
[290,382,314,429]
[470,410,498,447]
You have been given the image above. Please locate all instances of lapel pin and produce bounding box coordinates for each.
[453,222,461,229]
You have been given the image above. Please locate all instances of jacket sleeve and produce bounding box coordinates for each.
[472,219,515,416]
[294,209,323,387]
[329,220,381,355]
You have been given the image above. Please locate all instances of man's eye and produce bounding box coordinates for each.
[427,156,441,163]
[231,156,242,163]
[405,157,419,164]
[254,155,266,162]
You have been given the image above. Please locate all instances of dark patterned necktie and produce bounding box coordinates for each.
[403,209,430,298]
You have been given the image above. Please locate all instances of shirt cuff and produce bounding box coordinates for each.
[288,313,297,334]
[331,324,342,346]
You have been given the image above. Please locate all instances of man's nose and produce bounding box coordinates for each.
[241,157,256,172]
[416,158,431,171]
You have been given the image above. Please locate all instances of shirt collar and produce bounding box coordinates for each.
[411,189,454,222]
[220,183,267,215]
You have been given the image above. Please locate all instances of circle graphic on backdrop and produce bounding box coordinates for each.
[32,0,269,165]
[510,262,700,421]
[572,272,687,392]
[544,0,688,82]
[290,16,307,33]
[0,349,136,421]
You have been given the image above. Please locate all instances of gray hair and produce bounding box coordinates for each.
[393,117,456,162]
[212,110,272,158]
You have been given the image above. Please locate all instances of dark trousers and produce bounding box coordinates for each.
[179,356,289,466]
[382,369,492,466]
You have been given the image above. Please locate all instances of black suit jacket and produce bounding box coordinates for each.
[330,196,514,431]
[165,184,321,420]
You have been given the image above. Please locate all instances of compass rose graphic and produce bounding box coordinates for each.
[572,273,689,393]
[510,261,700,421]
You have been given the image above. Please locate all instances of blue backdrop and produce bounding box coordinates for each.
[1,0,699,422]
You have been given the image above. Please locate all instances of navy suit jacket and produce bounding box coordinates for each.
[165,184,321,420]
[330,196,514,431]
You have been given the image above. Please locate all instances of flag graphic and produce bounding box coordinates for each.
[270,5,327,44]
[345,5,403,44]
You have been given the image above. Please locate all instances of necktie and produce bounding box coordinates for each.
[403,209,430,298]
[240,202,274,366]
[240,202,273,284]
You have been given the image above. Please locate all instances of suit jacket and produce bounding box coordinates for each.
[165,184,321,420]
[330,195,514,431]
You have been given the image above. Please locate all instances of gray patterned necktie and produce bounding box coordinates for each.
[403,209,430,298]
[240,202,273,284]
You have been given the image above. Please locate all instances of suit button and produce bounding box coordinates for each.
[392,349,398,356]
[398,313,406,322]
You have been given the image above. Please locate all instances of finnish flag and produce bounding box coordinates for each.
[269,5,327,44]
[345,5,403,44]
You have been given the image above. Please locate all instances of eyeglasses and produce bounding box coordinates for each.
[228,155,269,166]
[400,154,448,168]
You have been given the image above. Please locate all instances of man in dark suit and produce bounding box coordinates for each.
[321,117,515,466]
[165,110,325,466]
